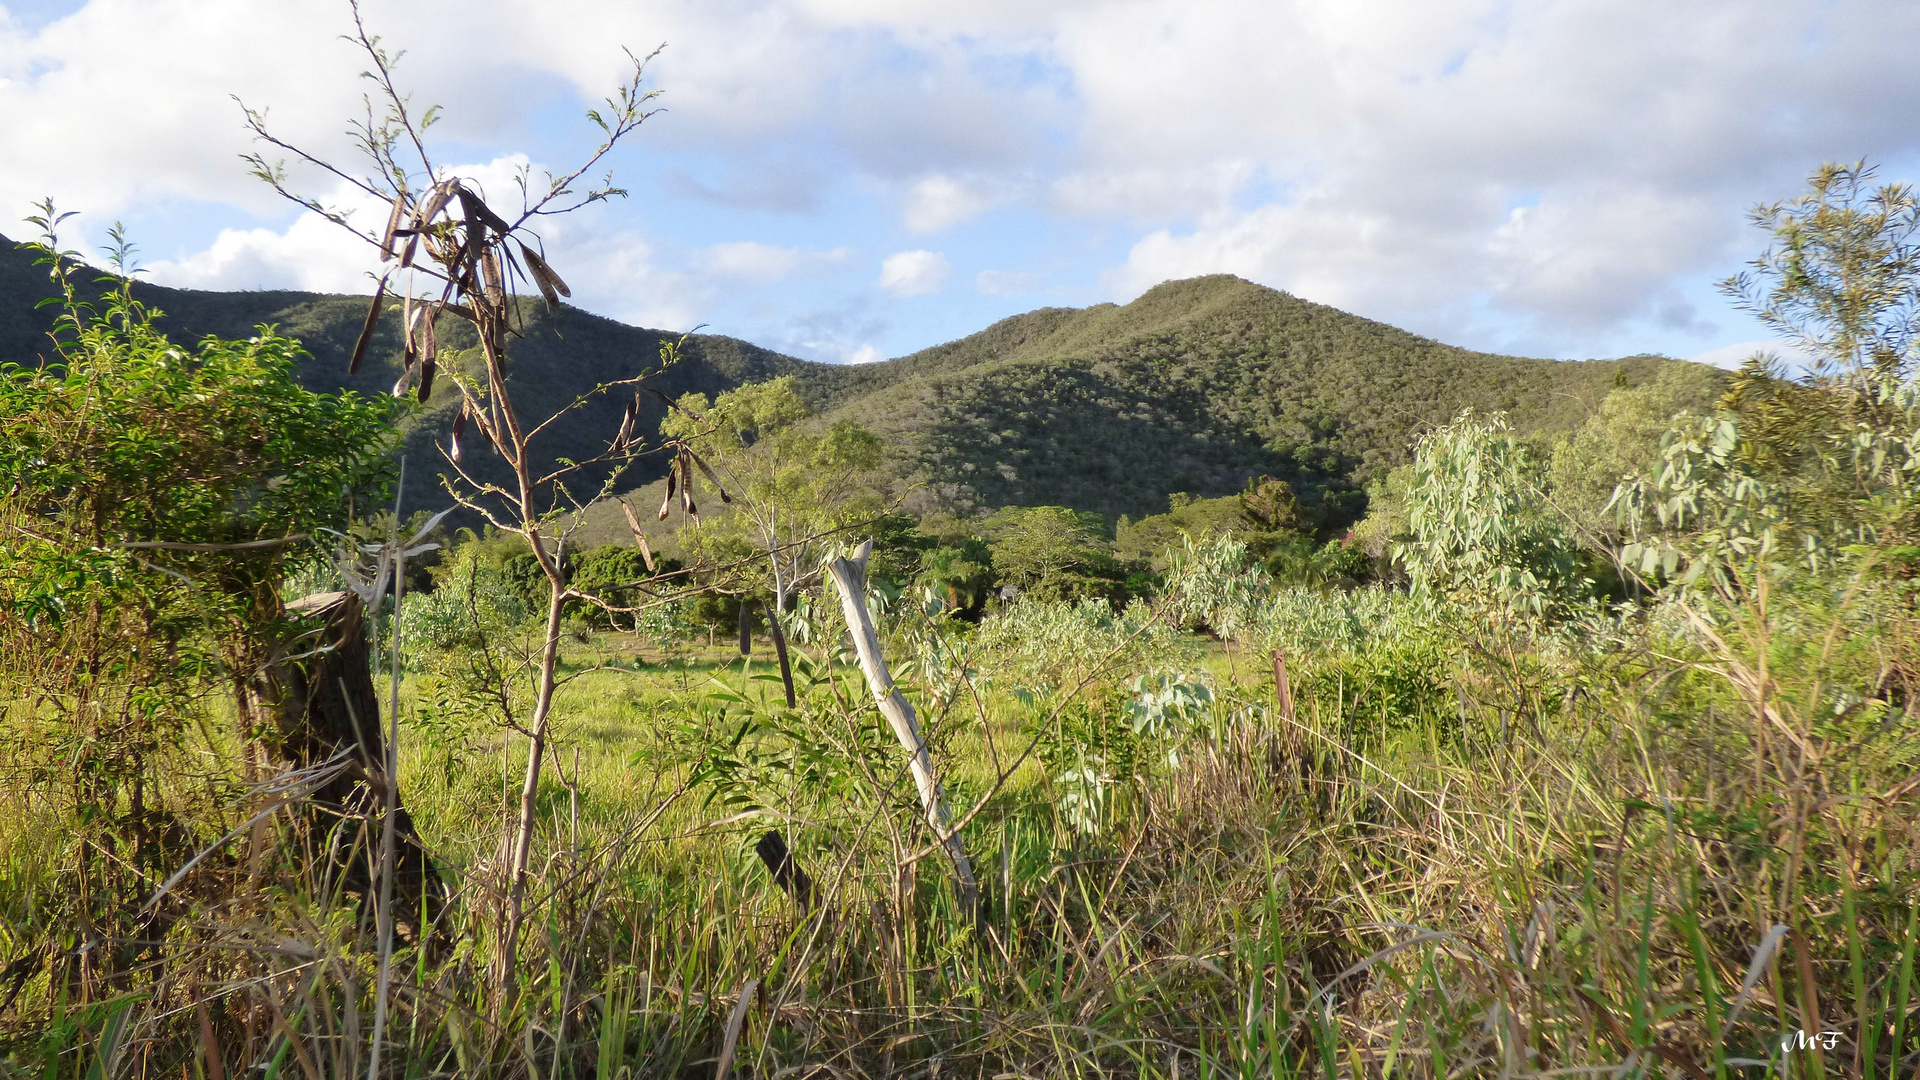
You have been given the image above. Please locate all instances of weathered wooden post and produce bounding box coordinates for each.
[825,540,981,928]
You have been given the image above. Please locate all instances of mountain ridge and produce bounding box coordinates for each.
[0,233,1716,526]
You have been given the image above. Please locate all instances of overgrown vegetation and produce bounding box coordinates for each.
[0,23,1916,1075]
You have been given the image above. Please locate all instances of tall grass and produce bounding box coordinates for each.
[3,550,1916,1078]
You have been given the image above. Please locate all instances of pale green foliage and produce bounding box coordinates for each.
[1616,162,1920,594]
[981,505,1117,600]
[1244,584,1439,660]
[1723,160,1920,392]
[662,376,883,608]
[1041,669,1214,836]
[1159,533,1459,745]
[973,597,1190,691]
[408,543,537,653]
[1619,378,1920,588]
[1160,534,1269,639]
[1547,365,1722,539]
[1114,488,1291,572]
[1122,671,1213,765]
[1344,464,1413,563]
[1396,411,1588,616]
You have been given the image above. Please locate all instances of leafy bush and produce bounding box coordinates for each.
[1397,410,1590,616]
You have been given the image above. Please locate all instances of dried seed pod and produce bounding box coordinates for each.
[417,355,436,402]
[414,180,456,230]
[462,192,489,281]
[449,404,467,462]
[619,499,656,572]
[402,293,420,355]
[456,185,513,235]
[471,409,499,454]
[379,194,407,260]
[349,274,389,375]
[391,366,413,399]
[687,449,732,503]
[519,241,571,306]
[650,387,707,424]
[481,249,505,306]
[612,395,638,453]
[657,458,678,520]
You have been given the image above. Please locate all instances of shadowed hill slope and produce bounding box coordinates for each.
[0,234,818,513]
[816,275,1712,521]
[2,236,1718,527]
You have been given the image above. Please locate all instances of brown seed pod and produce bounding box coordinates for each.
[380,194,407,261]
[449,405,467,462]
[402,293,421,355]
[657,458,678,520]
[519,241,571,306]
[481,249,506,306]
[648,386,708,424]
[681,453,698,518]
[417,355,436,402]
[349,274,389,375]
[456,185,513,235]
[619,499,656,572]
[414,180,456,231]
[612,395,638,453]
[687,449,732,503]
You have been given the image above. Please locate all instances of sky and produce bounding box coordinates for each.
[4,0,1919,368]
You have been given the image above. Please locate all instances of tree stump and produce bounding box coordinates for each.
[274,591,446,940]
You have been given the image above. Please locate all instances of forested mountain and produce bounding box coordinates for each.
[0,235,1717,525]
[810,275,1712,521]
[0,234,813,513]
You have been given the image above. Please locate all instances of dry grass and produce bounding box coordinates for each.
[2,581,1917,1079]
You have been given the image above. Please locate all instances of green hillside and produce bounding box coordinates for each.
[2,235,1717,527]
[0,233,817,513]
[818,275,1715,521]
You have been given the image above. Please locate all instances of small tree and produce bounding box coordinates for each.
[241,6,702,996]
[1397,411,1588,617]
[983,505,1119,601]
[1722,160,1920,397]
[663,376,883,612]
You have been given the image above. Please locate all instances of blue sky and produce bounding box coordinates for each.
[5,0,1920,368]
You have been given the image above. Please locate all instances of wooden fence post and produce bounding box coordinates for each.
[825,541,981,928]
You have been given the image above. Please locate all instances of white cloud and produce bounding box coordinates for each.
[847,344,883,364]
[143,155,539,293]
[700,241,849,283]
[902,174,1001,234]
[144,216,374,293]
[878,249,950,297]
[7,0,1920,361]
[1689,339,1819,374]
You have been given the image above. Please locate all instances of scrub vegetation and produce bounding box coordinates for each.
[0,19,1916,1077]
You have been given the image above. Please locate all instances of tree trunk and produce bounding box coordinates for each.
[272,591,445,941]
[825,541,981,928]
[500,582,568,986]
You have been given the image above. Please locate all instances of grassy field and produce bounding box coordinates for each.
[4,542,1918,1078]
